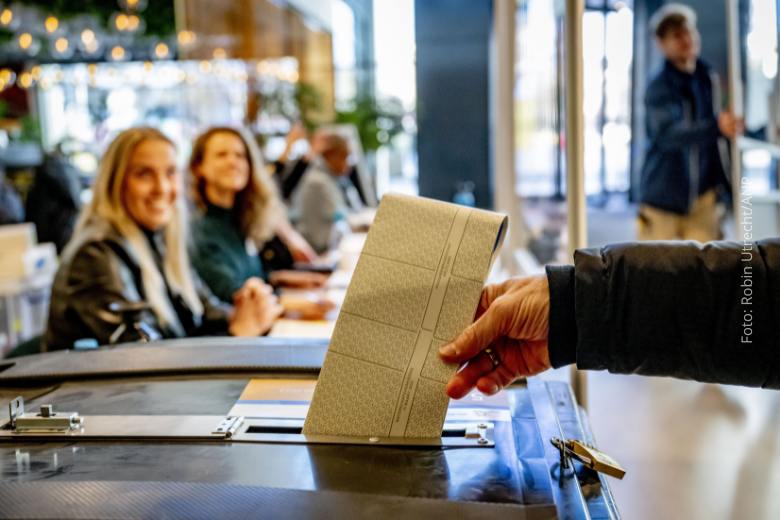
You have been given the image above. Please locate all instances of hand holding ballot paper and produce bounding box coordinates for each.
[438,275,552,398]
[303,193,508,438]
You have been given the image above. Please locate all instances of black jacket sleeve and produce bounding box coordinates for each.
[280,158,310,200]
[546,265,577,368]
[65,241,165,345]
[563,239,780,389]
[62,241,230,346]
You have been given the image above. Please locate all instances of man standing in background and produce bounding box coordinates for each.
[639,4,743,241]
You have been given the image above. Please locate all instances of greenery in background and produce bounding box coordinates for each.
[256,81,323,131]
[0,98,39,143]
[336,96,404,152]
[258,81,406,154]
[294,83,323,131]
[0,0,176,43]
[18,115,41,143]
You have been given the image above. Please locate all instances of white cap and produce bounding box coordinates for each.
[649,3,697,36]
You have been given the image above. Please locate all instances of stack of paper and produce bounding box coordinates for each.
[0,224,37,280]
[303,193,508,438]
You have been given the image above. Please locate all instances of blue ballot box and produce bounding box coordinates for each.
[0,337,619,519]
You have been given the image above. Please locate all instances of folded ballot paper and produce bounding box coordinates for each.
[303,193,508,439]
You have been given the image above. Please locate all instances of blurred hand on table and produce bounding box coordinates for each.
[279,293,336,321]
[229,278,283,336]
[269,270,328,289]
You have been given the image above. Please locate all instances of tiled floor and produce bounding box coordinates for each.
[585,372,780,519]
[540,201,780,519]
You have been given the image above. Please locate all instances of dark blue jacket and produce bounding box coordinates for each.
[640,59,729,214]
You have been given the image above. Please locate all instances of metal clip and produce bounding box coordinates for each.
[551,437,625,479]
[7,397,83,433]
[7,396,24,429]
[212,416,244,438]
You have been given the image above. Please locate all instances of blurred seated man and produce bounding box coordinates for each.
[277,125,374,207]
[291,132,362,254]
[638,4,742,241]
[44,127,282,351]
[439,239,780,397]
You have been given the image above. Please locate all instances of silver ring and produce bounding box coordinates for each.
[484,347,501,368]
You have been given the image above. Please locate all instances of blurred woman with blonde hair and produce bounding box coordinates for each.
[44,127,281,350]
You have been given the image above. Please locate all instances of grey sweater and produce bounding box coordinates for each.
[291,163,350,254]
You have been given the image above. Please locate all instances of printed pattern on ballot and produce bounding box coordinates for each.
[303,193,508,438]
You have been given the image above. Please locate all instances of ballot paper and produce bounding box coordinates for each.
[303,193,508,438]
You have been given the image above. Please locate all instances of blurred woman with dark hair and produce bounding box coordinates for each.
[189,127,332,319]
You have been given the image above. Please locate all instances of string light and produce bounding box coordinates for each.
[18,32,32,50]
[119,0,148,12]
[0,69,16,90]
[84,40,99,54]
[177,30,196,46]
[3,7,175,67]
[17,72,33,89]
[10,60,258,91]
[114,13,129,31]
[0,69,15,84]
[127,15,140,31]
[212,47,226,60]
[110,46,126,61]
[81,29,95,45]
[54,37,69,54]
[44,15,59,33]
[0,8,13,27]
[80,29,100,55]
[154,42,170,59]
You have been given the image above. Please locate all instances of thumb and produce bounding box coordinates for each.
[438,304,506,363]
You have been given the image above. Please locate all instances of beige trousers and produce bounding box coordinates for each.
[637,190,722,242]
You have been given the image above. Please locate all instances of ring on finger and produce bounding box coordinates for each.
[484,347,501,368]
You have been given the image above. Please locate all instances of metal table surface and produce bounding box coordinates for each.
[0,338,619,519]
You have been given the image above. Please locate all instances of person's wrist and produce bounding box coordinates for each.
[229,319,260,337]
[229,306,267,337]
[545,265,577,368]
